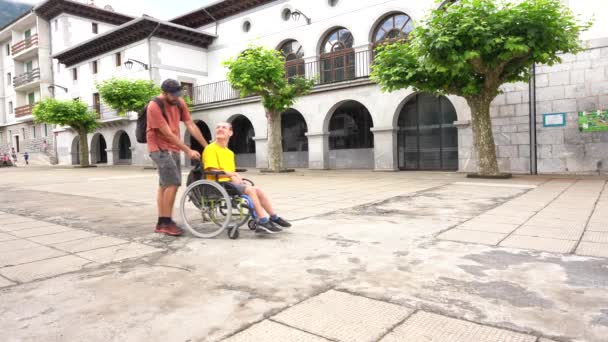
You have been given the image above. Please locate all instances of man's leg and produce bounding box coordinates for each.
[255,187,291,228]
[244,187,268,219]
[162,186,179,217]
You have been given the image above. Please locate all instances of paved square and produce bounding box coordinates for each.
[273,290,413,342]
[380,311,536,342]
[225,320,330,342]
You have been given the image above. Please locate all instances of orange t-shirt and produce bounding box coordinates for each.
[146,97,192,152]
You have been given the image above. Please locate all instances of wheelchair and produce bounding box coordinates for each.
[179,162,259,239]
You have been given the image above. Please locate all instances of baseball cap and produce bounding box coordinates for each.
[161,79,183,97]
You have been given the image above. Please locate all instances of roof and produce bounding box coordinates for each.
[170,0,278,28]
[35,0,134,26]
[54,16,216,67]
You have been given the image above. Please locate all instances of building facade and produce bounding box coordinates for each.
[0,0,606,174]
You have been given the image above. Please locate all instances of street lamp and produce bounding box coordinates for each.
[48,84,68,95]
[124,58,149,70]
[291,9,311,25]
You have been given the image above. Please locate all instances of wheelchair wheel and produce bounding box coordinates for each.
[247,219,257,231]
[180,180,232,238]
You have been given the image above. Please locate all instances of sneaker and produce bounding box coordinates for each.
[271,216,291,228]
[255,220,282,234]
[155,223,183,236]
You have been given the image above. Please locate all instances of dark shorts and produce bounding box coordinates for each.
[229,182,248,194]
[150,151,181,187]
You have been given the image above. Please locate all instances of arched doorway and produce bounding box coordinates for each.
[71,136,80,165]
[90,134,108,164]
[229,115,256,168]
[320,27,355,84]
[113,131,132,165]
[328,100,374,169]
[397,93,458,170]
[282,109,308,168]
[189,120,212,166]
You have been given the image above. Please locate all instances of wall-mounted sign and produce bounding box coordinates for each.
[578,110,608,132]
[543,113,566,127]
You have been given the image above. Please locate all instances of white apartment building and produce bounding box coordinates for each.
[1,0,607,174]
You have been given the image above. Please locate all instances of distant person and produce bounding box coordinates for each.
[147,79,209,236]
[2,153,10,166]
[24,152,29,165]
[11,148,17,166]
[42,139,48,153]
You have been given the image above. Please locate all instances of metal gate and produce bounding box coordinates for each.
[398,94,458,170]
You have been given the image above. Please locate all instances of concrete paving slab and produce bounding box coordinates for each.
[273,290,412,342]
[0,276,15,288]
[457,222,520,234]
[0,239,41,252]
[76,243,164,263]
[0,221,58,232]
[0,217,39,226]
[576,242,608,258]
[27,230,98,245]
[582,232,608,244]
[225,320,331,342]
[52,235,129,253]
[0,245,66,267]
[10,225,76,238]
[0,232,17,242]
[513,226,583,240]
[587,222,608,232]
[499,235,577,254]
[468,215,530,225]
[0,255,93,283]
[524,219,587,229]
[438,229,506,245]
[380,311,536,342]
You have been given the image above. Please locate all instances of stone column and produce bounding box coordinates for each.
[253,136,268,169]
[106,148,116,166]
[371,127,398,171]
[306,132,329,169]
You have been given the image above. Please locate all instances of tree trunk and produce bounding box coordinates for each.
[466,95,500,176]
[266,110,283,172]
[79,127,90,167]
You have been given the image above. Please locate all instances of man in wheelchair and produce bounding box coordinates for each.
[202,122,291,234]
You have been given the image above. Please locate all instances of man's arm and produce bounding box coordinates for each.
[185,120,209,148]
[157,124,200,160]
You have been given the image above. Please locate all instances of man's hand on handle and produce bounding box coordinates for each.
[187,149,201,160]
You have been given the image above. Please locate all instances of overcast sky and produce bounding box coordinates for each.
[11,0,216,20]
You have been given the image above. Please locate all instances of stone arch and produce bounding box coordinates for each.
[112,130,132,165]
[228,114,256,167]
[282,108,309,168]
[90,133,108,164]
[185,120,213,166]
[325,100,374,169]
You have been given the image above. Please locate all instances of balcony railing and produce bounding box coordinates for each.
[13,68,40,88]
[15,104,36,118]
[11,34,39,55]
[193,49,373,105]
[90,104,121,120]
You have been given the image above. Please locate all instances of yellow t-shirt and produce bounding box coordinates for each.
[202,142,236,182]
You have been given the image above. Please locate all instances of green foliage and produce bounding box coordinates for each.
[372,0,591,98]
[96,78,160,116]
[182,94,194,111]
[223,45,315,113]
[33,98,98,133]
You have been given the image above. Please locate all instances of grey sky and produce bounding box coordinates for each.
[11,0,216,20]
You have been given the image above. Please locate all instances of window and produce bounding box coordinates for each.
[320,28,355,83]
[6,44,10,56]
[282,8,292,21]
[115,52,122,67]
[25,61,33,73]
[7,72,11,86]
[24,29,31,40]
[372,13,413,44]
[8,101,13,114]
[54,19,58,31]
[279,40,305,79]
[72,68,78,81]
[181,82,194,100]
[242,21,251,32]
[92,23,98,34]
[21,128,25,139]
[57,62,61,73]
[44,124,48,136]
[27,92,35,105]
[328,0,339,7]
[93,93,101,115]
[92,61,98,74]
[32,125,36,138]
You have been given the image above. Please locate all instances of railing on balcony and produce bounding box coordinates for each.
[90,104,122,120]
[11,34,39,55]
[193,49,373,105]
[13,68,40,88]
[15,104,36,118]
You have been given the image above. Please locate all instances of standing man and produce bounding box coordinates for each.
[148,79,209,236]
[11,147,17,166]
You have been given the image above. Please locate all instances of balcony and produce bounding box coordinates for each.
[91,104,124,122]
[15,104,36,118]
[13,68,40,90]
[193,49,373,106]
[11,34,39,60]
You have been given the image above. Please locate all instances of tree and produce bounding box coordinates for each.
[33,98,98,167]
[223,46,315,172]
[97,78,160,116]
[371,0,590,176]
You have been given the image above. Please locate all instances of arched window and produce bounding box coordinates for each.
[279,40,305,79]
[320,28,355,83]
[372,13,413,44]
